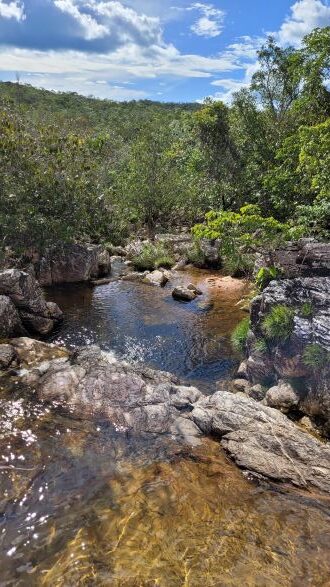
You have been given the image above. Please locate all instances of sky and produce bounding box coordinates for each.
[0,0,329,102]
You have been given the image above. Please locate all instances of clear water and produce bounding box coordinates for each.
[1,267,329,586]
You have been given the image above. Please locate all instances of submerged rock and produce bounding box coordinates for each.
[190,391,330,492]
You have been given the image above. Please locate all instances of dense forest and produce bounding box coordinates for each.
[0,26,329,266]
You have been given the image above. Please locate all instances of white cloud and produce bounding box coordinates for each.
[189,2,225,38]
[54,0,108,40]
[278,0,330,45]
[0,0,25,21]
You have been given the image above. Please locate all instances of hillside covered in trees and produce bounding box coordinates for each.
[0,26,329,258]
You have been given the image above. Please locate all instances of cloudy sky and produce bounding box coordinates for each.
[0,0,329,102]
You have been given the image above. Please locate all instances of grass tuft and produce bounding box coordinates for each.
[262,305,295,342]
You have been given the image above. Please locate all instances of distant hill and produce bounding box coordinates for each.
[0,81,200,138]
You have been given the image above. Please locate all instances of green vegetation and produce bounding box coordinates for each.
[262,305,295,342]
[231,317,250,354]
[131,243,175,271]
[254,338,269,354]
[0,26,329,257]
[299,302,314,318]
[302,344,329,370]
[255,266,281,290]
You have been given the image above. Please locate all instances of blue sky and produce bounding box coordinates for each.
[0,0,329,101]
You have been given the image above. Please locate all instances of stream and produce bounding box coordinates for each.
[0,266,329,586]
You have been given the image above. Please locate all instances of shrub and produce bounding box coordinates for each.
[231,317,250,354]
[254,338,268,354]
[299,301,314,318]
[303,344,329,370]
[132,243,175,271]
[262,305,295,342]
[255,266,281,290]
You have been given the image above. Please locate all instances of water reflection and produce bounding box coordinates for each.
[47,268,251,391]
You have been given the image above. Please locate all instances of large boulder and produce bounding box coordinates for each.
[0,270,62,336]
[35,244,111,286]
[0,295,24,339]
[254,239,330,279]
[19,345,202,437]
[245,277,330,429]
[190,391,330,492]
[199,238,221,268]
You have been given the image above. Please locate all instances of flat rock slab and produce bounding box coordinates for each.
[190,391,330,492]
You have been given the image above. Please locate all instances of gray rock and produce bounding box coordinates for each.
[0,296,24,338]
[233,379,251,393]
[265,381,302,412]
[254,239,330,280]
[21,345,199,438]
[143,270,169,287]
[248,384,266,402]
[237,361,248,380]
[172,286,196,301]
[199,238,221,267]
[172,259,187,271]
[190,391,330,492]
[187,283,203,295]
[19,312,55,336]
[0,344,18,368]
[35,244,111,286]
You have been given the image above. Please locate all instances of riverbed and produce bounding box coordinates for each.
[0,267,329,586]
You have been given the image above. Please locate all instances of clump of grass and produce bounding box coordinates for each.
[132,243,175,271]
[303,344,329,370]
[255,266,281,290]
[299,301,314,318]
[262,305,295,342]
[231,317,250,354]
[254,338,268,354]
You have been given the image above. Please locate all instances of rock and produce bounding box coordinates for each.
[0,269,49,316]
[0,344,18,368]
[299,416,318,434]
[172,286,197,301]
[19,345,200,439]
[91,278,112,286]
[35,244,111,286]
[237,361,248,380]
[0,295,24,338]
[190,391,330,492]
[246,277,330,426]
[254,239,330,280]
[143,270,169,287]
[199,239,221,268]
[154,233,193,256]
[125,240,151,259]
[110,245,127,257]
[248,384,265,402]
[187,283,203,295]
[233,379,251,393]
[19,312,55,336]
[0,269,62,336]
[172,259,187,271]
[265,381,302,412]
[121,271,148,282]
[11,337,69,366]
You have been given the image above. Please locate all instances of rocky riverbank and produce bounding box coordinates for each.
[1,337,329,493]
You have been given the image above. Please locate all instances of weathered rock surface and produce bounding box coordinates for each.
[0,343,18,368]
[0,295,24,338]
[35,244,111,286]
[0,270,62,336]
[143,269,169,287]
[265,381,302,412]
[172,286,197,301]
[18,345,202,437]
[190,391,330,492]
[199,238,221,268]
[245,277,330,429]
[254,239,330,279]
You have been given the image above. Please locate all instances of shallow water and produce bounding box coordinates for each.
[1,267,330,585]
[47,266,251,391]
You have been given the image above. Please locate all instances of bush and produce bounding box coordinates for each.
[231,317,250,354]
[132,243,175,271]
[303,344,329,370]
[262,305,295,342]
[255,266,281,290]
[299,302,314,318]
